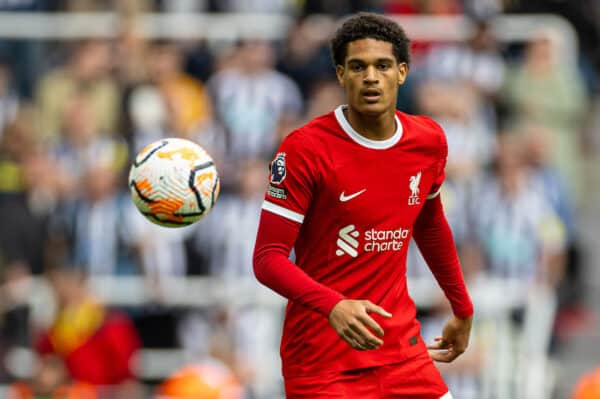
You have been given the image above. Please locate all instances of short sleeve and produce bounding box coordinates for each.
[262,131,319,224]
[427,121,448,200]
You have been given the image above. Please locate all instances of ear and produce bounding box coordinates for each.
[397,62,408,86]
[336,64,345,87]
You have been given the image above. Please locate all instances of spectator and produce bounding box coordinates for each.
[384,0,462,61]
[302,79,345,122]
[0,0,48,97]
[35,262,143,396]
[191,158,266,280]
[0,108,54,275]
[50,94,128,200]
[417,19,505,182]
[115,19,150,87]
[146,40,213,138]
[463,133,567,287]
[417,82,494,182]
[522,124,592,340]
[423,19,505,98]
[189,158,283,397]
[0,57,19,137]
[0,106,37,195]
[522,124,577,246]
[122,200,195,287]
[51,163,136,276]
[8,355,98,399]
[35,40,119,142]
[125,40,214,155]
[0,260,33,382]
[208,40,302,184]
[502,30,589,199]
[277,16,337,99]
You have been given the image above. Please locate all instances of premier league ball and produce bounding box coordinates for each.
[129,138,220,227]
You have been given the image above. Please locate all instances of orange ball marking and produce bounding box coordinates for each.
[148,197,186,222]
[137,178,153,196]
[138,178,185,222]
[157,147,202,168]
[196,171,215,198]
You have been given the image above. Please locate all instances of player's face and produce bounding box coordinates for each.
[336,38,407,116]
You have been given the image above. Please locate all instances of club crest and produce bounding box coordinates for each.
[408,171,421,205]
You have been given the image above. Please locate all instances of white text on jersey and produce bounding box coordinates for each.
[336,225,411,257]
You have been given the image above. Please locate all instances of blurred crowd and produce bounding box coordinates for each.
[0,0,599,398]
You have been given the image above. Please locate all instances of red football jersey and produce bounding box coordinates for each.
[263,105,448,378]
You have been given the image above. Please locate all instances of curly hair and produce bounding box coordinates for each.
[330,12,411,67]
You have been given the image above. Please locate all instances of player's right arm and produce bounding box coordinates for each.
[254,210,390,350]
[253,131,389,350]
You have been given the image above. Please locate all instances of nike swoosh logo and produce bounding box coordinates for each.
[339,189,366,202]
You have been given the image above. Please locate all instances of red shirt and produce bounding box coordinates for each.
[257,105,472,378]
[37,310,140,385]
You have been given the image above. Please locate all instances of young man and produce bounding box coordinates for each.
[253,13,473,398]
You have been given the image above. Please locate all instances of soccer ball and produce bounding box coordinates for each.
[129,138,219,227]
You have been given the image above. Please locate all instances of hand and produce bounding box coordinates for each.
[427,315,473,362]
[328,299,392,351]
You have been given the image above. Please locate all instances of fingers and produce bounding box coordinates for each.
[357,313,384,338]
[349,321,383,348]
[329,299,392,351]
[428,346,465,363]
[348,338,366,351]
[426,336,446,350]
[341,327,370,351]
[363,301,392,318]
[428,337,466,363]
[428,349,453,362]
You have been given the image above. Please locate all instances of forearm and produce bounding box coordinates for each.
[253,210,345,316]
[413,196,473,318]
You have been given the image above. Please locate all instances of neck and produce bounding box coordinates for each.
[344,106,397,141]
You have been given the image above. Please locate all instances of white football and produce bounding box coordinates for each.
[129,138,220,227]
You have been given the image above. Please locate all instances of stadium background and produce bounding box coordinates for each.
[0,0,599,398]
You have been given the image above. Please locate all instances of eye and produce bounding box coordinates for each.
[377,63,390,71]
[350,64,364,72]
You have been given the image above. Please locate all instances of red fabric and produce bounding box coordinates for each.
[255,108,472,378]
[36,312,140,385]
[284,351,448,398]
[254,108,474,378]
[254,211,345,316]
[413,195,473,318]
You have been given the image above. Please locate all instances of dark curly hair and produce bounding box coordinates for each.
[330,12,411,67]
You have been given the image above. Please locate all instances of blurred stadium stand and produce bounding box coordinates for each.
[0,4,599,399]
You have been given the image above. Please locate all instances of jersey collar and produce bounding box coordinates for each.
[334,105,403,150]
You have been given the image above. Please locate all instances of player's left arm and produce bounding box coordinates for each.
[412,119,474,362]
[412,194,474,362]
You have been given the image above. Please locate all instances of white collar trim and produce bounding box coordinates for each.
[334,105,402,150]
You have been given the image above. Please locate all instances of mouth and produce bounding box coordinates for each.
[361,89,382,103]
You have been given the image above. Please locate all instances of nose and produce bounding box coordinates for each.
[363,65,378,84]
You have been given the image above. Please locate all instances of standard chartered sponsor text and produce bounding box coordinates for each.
[364,227,410,252]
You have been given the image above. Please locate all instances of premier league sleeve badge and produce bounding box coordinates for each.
[270,152,287,185]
